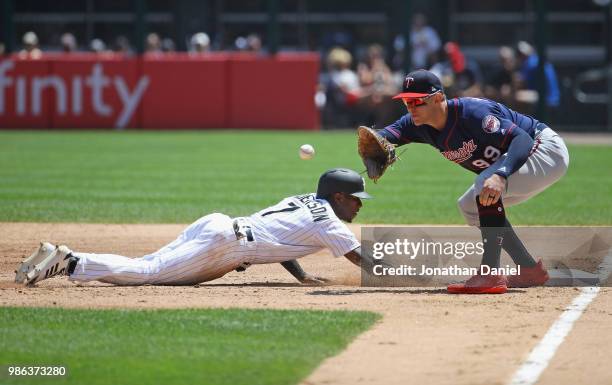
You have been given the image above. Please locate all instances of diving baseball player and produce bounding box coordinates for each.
[358,69,569,294]
[16,168,372,286]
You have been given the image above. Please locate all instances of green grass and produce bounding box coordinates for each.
[0,307,380,385]
[0,130,610,224]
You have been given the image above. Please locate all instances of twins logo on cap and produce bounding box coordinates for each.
[482,115,500,133]
[404,77,414,89]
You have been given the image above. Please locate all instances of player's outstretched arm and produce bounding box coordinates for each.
[280,260,329,285]
[345,247,394,270]
[344,247,363,267]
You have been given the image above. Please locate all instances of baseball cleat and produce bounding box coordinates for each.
[25,245,73,286]
[447,273,507,294]
[508,259,549,288]
[15,242,57,284]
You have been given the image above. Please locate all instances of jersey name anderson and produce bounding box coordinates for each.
[295,194,330,222]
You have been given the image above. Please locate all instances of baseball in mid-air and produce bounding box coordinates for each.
[299,144,315,160]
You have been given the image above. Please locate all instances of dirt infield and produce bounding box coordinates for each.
[1,222,611,385]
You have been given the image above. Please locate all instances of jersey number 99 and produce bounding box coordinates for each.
[472,146,501,169]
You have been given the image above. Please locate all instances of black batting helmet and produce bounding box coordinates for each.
[316,168,372,200]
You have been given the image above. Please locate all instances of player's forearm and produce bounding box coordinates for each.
[346,247,384,268]
[345,247,394,271]
[280,260,306,281]
[379,125,404,146]
[344,247,362,266]
[495,130,534,178]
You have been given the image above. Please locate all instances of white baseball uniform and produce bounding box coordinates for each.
[69,193,360,285]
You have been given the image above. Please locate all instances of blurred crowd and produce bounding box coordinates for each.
[318,13,561,128]
[2,30,265,58]
[4,14,561,129]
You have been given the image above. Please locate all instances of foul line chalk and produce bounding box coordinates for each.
[509,248,612,385]
[508,286,601,385]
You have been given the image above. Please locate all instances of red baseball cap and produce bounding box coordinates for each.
[393,69,443,100]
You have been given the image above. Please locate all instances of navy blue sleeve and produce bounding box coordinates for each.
[378,114,422,146]
[493,127,533,178]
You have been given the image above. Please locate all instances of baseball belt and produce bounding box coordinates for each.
[233,218,254,242]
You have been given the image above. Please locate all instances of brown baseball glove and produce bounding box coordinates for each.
[357,126,397,182]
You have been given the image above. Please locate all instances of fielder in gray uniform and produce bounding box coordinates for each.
[16,168,372,286]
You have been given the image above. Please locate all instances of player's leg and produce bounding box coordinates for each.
[25,213,242,286]
[458,127,569,223]
[458,188,535,265]
[68,251,162,285]
[502,127,569,198]
[456,188,548,290]
[458,127,569,233]
[498,129,568,286]
[69,236,239,285]
[455,128,568,289]
[24,217,211,285]
[25,245,188,286]
[458,170,536,269]
[69,214,240,285]
[448,193,509,294]
[141,213,225,261]
[452,160,533,293]
[457,186,479,226]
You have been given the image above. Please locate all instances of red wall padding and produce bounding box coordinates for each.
[0,53,319,130]
[141,53,229,129]
[227,53,320,129]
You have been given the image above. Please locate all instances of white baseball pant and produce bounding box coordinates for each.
[458,127,570,226]
[69,213,255,285]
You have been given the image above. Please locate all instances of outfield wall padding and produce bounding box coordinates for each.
[0,53,320,130]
